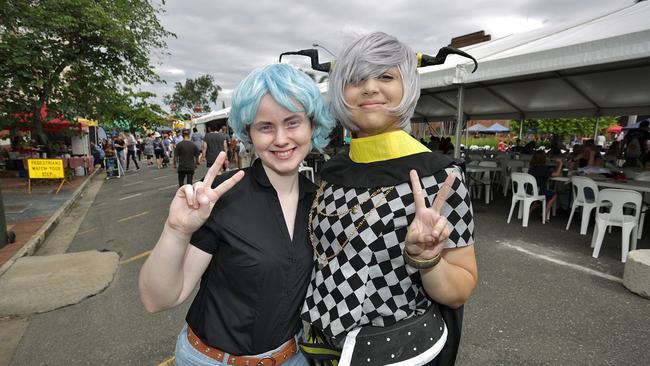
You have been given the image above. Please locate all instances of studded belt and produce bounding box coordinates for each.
[187,327,298,366]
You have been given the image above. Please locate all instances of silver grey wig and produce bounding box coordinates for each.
[328,32,419,133]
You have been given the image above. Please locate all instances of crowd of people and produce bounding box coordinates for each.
[92,126,253,186]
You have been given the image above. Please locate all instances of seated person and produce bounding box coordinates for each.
[528,151,562,221]
[576,148,611,176]
[521,140,536,154]
[568,144,590,171]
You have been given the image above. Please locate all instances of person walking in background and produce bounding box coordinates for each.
[162,132,172,167]
[138,63,334,366]
[124,131,140,170]
[237,138,251,168]
[230,136,241,169]
[136,136,144,162]
[191,127,204,160]
[173,130,200,187]
[202,125,229,169]
[113,133,127,170]
[153,132,165,169]
[143,133,155,166]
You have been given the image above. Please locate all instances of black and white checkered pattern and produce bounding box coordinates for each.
[302,166,474,339]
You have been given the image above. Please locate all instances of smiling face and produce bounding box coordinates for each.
[343,67,404,137]
[249,94,313,178]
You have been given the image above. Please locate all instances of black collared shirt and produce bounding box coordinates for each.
[187,159,316,355]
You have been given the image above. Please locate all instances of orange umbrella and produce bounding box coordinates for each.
[606,125,622,134]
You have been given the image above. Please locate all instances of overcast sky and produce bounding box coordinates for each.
[142,0,635,113]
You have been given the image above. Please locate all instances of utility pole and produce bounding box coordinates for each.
[0,185,16,249]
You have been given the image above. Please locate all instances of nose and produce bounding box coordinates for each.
[361,78,378,95]
[274,127,290,146]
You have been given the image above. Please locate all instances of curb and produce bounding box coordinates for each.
[0,168,102,278]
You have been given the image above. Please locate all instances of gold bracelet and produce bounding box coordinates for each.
[403,250,442,270]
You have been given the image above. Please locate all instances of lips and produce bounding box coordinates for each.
[272,147,295,160]
[359,100,385,110]
[360,100,384,106]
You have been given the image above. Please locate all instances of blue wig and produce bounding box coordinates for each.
[228,63,335,151]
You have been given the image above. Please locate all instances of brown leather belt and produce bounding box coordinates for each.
[187,327,298,366]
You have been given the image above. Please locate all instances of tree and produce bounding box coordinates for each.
[509,117,618,139]
[0,0,175,146]
[97,90,168,132]
[164,75,222,115]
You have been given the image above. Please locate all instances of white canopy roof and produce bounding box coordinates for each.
[415,1,650,121]
[191,107,231,125]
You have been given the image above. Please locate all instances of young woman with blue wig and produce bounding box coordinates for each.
[139,63,334,366]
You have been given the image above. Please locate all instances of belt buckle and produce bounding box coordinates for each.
[256,356,276,366]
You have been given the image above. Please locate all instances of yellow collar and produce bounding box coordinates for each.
[349,130,431,163]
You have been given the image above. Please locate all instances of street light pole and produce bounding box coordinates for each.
[312,43,336,58]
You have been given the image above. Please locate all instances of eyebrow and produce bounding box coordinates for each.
[254,113,304,125]
[284,113,304,122]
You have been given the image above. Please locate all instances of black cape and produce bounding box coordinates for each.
[319,149,465,366]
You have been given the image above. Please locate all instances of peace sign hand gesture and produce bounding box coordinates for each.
[404,170,457,260]
[166,152,245,236]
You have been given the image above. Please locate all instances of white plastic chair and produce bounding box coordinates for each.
[299,162,314,182]
[477,161,497,204]
[590,189,642,263]
[631,173,650,239]
[507,172,546,227]
[502,160,526,196]
[565,176,599,235]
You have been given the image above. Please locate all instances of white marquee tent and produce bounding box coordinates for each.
[191,107,231,125]
[414,0,650,156]
[189,2,650,158]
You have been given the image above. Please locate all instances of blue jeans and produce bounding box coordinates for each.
[174,325,309,366]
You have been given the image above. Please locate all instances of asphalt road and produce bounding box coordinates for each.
[7,165,650,365]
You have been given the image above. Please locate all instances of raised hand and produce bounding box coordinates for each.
[404,170,456,260]
[166,152,244,235]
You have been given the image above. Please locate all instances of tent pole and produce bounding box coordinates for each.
[454,85,464,159]
[518,119,524,140]
[593,116,600,140]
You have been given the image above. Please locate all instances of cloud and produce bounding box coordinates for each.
[141,0,633,112]
[157,67,186,76]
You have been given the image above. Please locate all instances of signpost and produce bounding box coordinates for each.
[27,158,67,194]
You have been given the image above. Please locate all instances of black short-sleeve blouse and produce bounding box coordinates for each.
[187,159,316,355]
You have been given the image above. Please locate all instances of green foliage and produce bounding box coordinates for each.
[464,136,500,149]
[164,75,222,115]
[508,117,618,137]
[96,89,168,132]
[0,0,175,144]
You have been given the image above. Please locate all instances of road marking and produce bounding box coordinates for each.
[154,175,174,180]
[117,211,150,223]
[120,250,152,264]
[122,181,144,187]
[77,228,96,236]
[499,241,622,283]
[158,184,178,191]
[156,356,175,366]
[119,193,142,200]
